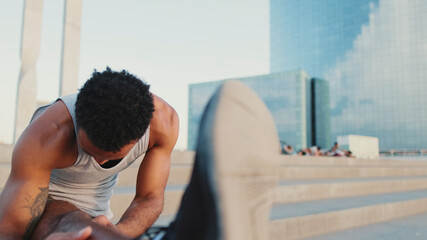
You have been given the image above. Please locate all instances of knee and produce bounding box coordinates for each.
[31,199,86,239]
[56,210,92,230]
[41,199,91,231]
[92,215,114,227]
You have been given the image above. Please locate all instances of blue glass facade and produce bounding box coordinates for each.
[188,70,312,151]
[311,78,331,149]
[271,0,427,150]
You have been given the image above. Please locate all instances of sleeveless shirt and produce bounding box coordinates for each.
[30,94,150,219]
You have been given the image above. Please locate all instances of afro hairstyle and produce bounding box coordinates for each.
[75,67,154,152]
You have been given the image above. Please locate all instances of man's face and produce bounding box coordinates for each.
[77,129,137,165]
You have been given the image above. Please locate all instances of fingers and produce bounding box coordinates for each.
[45,226,92,240]
[75,226,92,239]
[92,215,114,227]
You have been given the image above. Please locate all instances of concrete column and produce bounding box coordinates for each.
[14,0,44,143]
[59,0,82,97]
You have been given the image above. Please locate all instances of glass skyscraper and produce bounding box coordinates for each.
[271,0,427,150]
[187,70,330,151]
[311,78,331,149]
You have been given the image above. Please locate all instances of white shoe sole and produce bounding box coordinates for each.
[208,80,281,240]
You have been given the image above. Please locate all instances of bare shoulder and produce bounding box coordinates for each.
[13,100,78,171]
[149,94,179,149]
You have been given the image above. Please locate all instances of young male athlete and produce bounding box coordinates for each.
[0,68,179,239]
[0,73,280,240]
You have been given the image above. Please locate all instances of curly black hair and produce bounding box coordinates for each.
[75,67,154,152]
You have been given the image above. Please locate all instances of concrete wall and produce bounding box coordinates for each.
[0,144,13,163]
[0,146,193,165]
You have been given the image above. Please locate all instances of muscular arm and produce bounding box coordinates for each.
[115,96,179,238]
[0,102,76,239]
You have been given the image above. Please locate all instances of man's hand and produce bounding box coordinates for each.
[46,227,92,240]
[92,215,115,228]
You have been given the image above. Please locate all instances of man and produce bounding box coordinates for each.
[0,68,179,239]
[43,80,281,240]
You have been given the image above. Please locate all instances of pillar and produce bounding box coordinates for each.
[14,0,44,143]
[59,0,82,97]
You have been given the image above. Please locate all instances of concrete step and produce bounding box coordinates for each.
[152,214,175,227]
[110,184,186,222]
[119,165,427,187]
[281,156,427,167]
[0,163,193,190]
[280,166,427,180]
[0,144,13,163]
[146,210,427,239]
[170,150,194,165]
[126,150,194,168]
[0,146,192,165]
[3,163,427,189]
[117,164,192,186]
[306,212,427,240]
[0,163,11,189]
[275,176,427,204]
[111,176,427,221]
[111,176,427,227]
[0,149,193,188]
[269,190,427,239]
[153,210,427,239]
[129,155,427,168]
[112,185,427,238]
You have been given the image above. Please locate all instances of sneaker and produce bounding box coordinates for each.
[165,80,281,240]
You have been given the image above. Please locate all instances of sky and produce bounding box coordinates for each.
[0,0,270,149]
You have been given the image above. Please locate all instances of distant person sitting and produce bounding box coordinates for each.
[296,146,321,156]
[309,146,322,156]
[328,142,353,157]
[329,142,339,154]
[344,150,353,157]
[282,144,294,155]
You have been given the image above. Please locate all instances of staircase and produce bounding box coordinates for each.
[2,144,427,239]
[111,152,427,239]
[270,156,427,239]
[113,153,427,239]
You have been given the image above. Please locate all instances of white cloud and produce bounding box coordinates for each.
[325,0,427,147]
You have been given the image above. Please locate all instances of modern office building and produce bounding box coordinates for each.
[188,70,330,151]
[270,0,427,150]
[311,78,331,149]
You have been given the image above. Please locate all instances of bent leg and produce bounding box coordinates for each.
[164,80,280,240]
[31,198,130,240]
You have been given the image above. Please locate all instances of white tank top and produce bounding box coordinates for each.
[31,94,150,219]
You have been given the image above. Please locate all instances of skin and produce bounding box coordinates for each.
[32,199,130,240]
[0,94,179,239]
